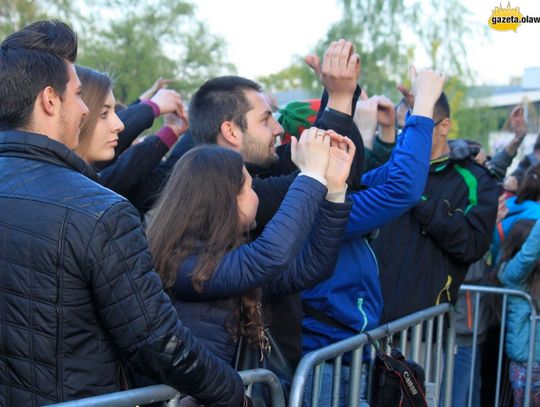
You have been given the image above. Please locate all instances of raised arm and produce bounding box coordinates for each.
[173,128,332,300]
[345,68,446,236]
[99,111,188,199]
[264,133,356,297]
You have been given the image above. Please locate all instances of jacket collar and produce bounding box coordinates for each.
[0,130,98,181]
[429,139,478,172]
[245,160,280,178]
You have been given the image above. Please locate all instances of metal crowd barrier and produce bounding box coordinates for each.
[48,368,285,407]
[458,284,539,407]
[288,303,455,407]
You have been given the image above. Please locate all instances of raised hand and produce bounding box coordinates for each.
[139,77,174,100]
[375,96,395,128]
[396,65,417,110]
[164,104,189,137]
[410,67,447,119]
[509,105,527,137]
[150,89,184,117]
[325,130,356,192]
[305,39,361,114]
[354,95,378,147]
[291,127,331,178]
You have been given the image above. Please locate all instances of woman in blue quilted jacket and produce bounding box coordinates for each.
[498,219,540,406]
[146,130,354,368]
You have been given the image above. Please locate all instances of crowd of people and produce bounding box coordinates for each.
[0,19,538,407]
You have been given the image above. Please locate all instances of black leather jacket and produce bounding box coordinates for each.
[0,130,245,406]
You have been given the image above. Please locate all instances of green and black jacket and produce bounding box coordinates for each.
[371,147,499,323]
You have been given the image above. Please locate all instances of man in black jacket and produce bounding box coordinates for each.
[0,20,247,406]
[371,91,499,323]
[188,39,362,370]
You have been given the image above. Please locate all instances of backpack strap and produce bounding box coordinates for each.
[380,354,428,406]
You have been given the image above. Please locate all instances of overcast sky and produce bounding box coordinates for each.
[195,0,540,86]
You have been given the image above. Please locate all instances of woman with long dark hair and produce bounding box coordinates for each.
[147,129,354,365]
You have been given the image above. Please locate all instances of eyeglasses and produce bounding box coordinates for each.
[434,117,448,126]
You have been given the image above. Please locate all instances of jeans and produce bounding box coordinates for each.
[442,345,482,407]
[304,363,370,406]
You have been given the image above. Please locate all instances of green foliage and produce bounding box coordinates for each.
[0,0,234,104]
[0,0,74,38]
[258,0,494,144]
[77,0,234,103]
[257,58,320,97]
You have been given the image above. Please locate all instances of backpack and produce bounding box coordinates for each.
[366,333,428,407]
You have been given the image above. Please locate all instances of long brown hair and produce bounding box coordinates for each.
[74,65,111,160]
[147,145,267,347]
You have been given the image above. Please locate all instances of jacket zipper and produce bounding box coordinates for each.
[365,238,380,276]
[55,212,69,401]
[357,298,368,332]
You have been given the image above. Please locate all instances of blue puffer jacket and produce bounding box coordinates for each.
[302,115,434,352]
[173,176,352,365]
[0,131,245,407]
[499,219,540,363]
[492,196,540,263]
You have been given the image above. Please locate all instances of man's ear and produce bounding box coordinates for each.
[38,86,60,117]
[219,120,242,148]
[439,118,451,137]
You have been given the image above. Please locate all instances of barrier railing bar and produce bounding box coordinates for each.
[238,369,286,407]
[425,319,434,383]
[47,369,284,407]
[466,291,481,407]
[289,304,452,407]
[442,310,455,407]
[525,298,537,407]
[435,313,444,404]
[459,285,538,407]
[400,327,408,356]
[311,363,322,406]
[331,356,342,407]
[48,385,180,407]
[348,347,362,406]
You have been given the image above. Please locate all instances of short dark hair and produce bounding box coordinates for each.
[189,76,261,144]
[433,92,450,123]
[0,20,78,130]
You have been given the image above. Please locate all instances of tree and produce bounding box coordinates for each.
[78,0,234,103]
[258,0,497,144]
[0,0,75,38]
[0,0,234,104]
[259,0,415,99]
